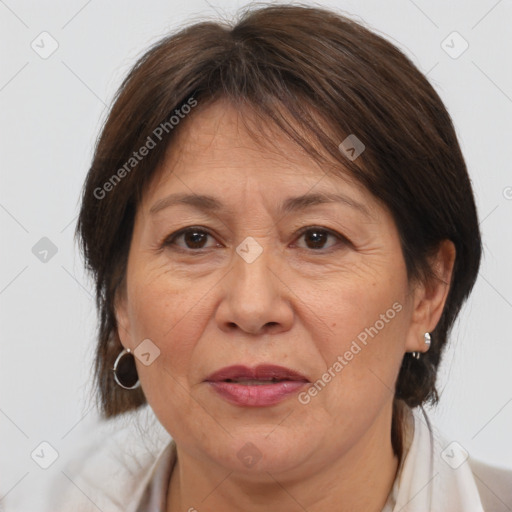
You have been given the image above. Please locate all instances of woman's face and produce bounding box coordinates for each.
[115,99,427,477]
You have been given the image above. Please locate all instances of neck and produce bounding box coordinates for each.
[167,404,400,512]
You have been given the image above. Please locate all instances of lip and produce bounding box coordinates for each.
[204,364,309,407]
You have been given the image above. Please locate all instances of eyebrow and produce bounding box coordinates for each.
[149,191,373,218]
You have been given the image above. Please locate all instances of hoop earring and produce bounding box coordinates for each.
[112,348,140,390]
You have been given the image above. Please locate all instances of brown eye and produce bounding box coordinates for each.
[183,230,209,249]
[164,228,216,250]
[303,229,329,249]
[295,227,346,251]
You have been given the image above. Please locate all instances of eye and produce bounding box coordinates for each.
[162,227,218,251]
[161,226,349,253]
[293,226,348,251]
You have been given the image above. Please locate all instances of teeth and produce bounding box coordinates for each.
[226,379,282,385]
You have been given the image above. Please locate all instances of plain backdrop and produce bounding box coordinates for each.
[1,0,511,509]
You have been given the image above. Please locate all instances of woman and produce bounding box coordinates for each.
[50,4,511,511]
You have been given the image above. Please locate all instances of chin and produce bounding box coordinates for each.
[204,428,313,477]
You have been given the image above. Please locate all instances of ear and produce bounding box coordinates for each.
[113,284,133,350]
[404,240,456,353]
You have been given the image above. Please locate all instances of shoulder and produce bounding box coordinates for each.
[43,407,171,512]
[399,406,512,511]
[468,457,512,512]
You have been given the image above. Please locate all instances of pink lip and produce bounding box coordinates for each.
[204,365,309,407]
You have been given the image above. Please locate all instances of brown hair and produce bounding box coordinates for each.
[76,4,482,461]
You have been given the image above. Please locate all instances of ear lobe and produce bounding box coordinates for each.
[405,240,456,351]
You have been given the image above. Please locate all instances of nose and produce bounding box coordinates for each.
[214,241,294,336]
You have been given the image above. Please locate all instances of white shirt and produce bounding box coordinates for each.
[45,405,512,511]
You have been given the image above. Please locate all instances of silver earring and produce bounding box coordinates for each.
[112,348,140,390]
[411,333,431,359]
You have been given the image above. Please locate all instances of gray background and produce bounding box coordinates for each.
[1,0,511,510]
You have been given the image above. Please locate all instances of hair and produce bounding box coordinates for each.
[76,4,482,462]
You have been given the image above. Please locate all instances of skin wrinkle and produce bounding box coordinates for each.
[114,99,454,512]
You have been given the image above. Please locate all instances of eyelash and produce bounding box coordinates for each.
[160,226,350,253]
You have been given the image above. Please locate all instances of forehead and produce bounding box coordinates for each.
[160,100,334,176]
[142,99,377,216]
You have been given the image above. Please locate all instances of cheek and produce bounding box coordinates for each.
[126,270,210,395]
[127,260,207,339]
[129,279,209,437]
[304,270,410,412]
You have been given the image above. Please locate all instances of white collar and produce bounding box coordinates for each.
[385,405,485,511]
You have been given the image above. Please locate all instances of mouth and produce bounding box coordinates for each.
[205,364,309,383]
[204,364,309,407]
